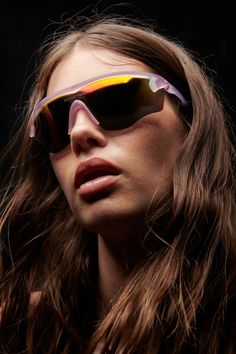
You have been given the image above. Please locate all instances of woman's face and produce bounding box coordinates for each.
[48,46,186,238]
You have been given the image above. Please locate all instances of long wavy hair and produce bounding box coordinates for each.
[0,16,235,354]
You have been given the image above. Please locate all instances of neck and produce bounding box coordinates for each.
[97,234,127,312]
[97,225,151,315]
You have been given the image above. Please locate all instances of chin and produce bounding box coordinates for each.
[71,192,148,236]
[77,211,146,245]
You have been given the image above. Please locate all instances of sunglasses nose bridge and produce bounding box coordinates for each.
[68,100,108,154]
[68,100,100,133]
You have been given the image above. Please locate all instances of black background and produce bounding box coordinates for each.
[1,0,235,155]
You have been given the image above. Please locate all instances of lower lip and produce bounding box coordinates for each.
[78,175,120,198]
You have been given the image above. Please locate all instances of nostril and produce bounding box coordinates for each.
[87,138,99,146]
[72,137,100,154]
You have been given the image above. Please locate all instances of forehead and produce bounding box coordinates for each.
[47,46,153,95]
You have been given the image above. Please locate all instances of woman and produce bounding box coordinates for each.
[0,16,235,354]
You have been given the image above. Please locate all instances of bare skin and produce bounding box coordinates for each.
[48,46,186,308]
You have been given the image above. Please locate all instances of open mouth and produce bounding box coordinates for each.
[74,157,121,198]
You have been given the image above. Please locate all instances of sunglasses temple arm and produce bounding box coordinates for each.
[166,85,187,106]
[29,122,36,138]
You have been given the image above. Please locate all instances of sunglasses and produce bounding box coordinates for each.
[29,71,187,153]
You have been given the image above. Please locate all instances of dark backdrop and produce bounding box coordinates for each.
[1,1,235,157]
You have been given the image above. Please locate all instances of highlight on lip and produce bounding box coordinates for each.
[78,174,120,198]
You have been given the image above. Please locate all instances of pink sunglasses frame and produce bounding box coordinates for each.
[29,71,188,138]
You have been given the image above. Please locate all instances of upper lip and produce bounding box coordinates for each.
[74,157,121,189]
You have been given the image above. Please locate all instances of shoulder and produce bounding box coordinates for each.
[0,291,42,321]
[29,290,42,310]
[29,291,42,306]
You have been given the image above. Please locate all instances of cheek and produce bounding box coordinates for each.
[148,121,185,167]
[50,155,73,194]
[124,120,185,186]
[132,128,181,170]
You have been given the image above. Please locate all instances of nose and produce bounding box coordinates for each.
[69,103,107,154]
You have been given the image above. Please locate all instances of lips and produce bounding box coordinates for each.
[74,157,121,190]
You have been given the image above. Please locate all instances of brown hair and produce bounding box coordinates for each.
[0,16,235,353]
